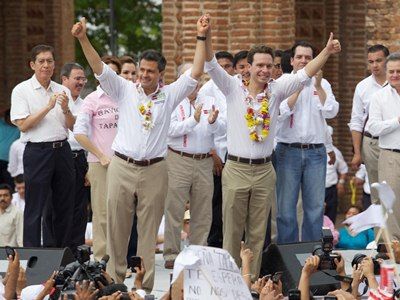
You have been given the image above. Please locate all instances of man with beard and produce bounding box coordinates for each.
[0,183,23,247]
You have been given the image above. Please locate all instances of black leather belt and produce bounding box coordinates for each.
[280,142,324,149]
[227,154,271,165]
[363,132,379,140]
[383,148,400,153]
[27,139,68,149]
[72,149,85,158]
[115,151,164,166]
[169,147,211,160]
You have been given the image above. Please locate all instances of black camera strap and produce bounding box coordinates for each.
[320,270,353,284]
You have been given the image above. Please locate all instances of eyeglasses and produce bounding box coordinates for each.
[36,59,55,65]
[73,77,88,83]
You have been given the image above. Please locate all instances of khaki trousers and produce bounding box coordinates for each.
[362,136,380,202]
[378,149,400,239]
[87,162,108,261]
[222,160,276,281]
[106,155,167,292]
[163,150,213,261]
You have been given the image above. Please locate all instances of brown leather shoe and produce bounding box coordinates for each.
[164,260,175,269]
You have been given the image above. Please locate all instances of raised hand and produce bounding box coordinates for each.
[208,105,219,124]
[325,32,341,55]
[71,17,88,40]
[302,255,319,276]
[57,91,70,112]
[48,94,58,110]
[197,14,210,36]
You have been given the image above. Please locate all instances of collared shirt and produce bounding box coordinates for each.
[325,146,348,188]
[0,204,23,247]
[10,74,73,142]
[368,84,400,150]
[74,86,118,163]
[198,79,227,161]
[276,76,339,144]
[168,95,224,154]
[7,138,25,177]
[0,118,20,161]
[355,164,370,194]
[11,192,25,212]
[205,56,310,158]
[348,75,385,133]
[95,63,198,160]
[68,96,84,151]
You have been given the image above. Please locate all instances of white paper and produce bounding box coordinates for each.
[343,204,385,234]
[371,182,396,213]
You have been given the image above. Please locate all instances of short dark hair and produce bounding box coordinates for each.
[368,44,390,57]
[30,44,55,62]
[274,50,283,58]
[60,62,84,79]
[291,41,316,58]
[216,51,234,63]
[348,205,362,214]
[101,55,122,74]
[139,50,167,72]
[119,55,136,66]
[233,50,249,68]
[14,174,24,184]
[0,183,12,196]
[247,45,274,65]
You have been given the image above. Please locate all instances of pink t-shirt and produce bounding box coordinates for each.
[74,87,118,163]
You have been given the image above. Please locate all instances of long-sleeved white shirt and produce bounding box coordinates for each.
[355,164,370,194]
[198,79,227,161]
[325,146,348,188]
[167,95,224,154]
[95,63,198,160]
[205,56,310,159]
[348,75,385,133]
[0,204,23,247]
[68,96,84,151]
[368,84,400,150]
[276,76,339,144]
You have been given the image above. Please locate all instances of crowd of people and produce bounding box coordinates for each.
[1,13,400,299]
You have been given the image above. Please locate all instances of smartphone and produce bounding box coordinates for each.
[288,289,301,300]
[377,243,388,253]
[5,246,15,260]
[272,271,283,284]
[129,256,142,272]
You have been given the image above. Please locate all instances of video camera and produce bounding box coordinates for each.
[51,245,110,299]
[312,229,341,270]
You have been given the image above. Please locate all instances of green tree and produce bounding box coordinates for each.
[74,0,161,70]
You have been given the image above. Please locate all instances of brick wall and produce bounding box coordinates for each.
[0,0,74,110]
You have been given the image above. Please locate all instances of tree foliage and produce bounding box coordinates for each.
[74,0,162,64]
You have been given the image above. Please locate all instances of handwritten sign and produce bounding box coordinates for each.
[172,245,252,300]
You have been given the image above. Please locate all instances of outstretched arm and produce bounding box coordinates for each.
[191,14,210,80]
[71,18,103,76]
[304,32,341,78]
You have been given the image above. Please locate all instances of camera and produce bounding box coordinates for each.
[312,229,341,270]
[51,245,110,299]
[351,253,380,275]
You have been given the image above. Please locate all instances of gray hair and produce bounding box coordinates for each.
[385,52,400,67]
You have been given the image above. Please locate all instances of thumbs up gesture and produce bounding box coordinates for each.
[71,17,88,40]
[325,32,341,55]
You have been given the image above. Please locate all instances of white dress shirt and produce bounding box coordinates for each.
[205,56,310,159]
[168,95,224,154]
[198,79,227,161]
[325,146,348,188]
[11,192,25,212]
[0,204,23,247]
[276,76,339,144]
[95,63,198,160]
[355,164,370,194]
[348,75,385,133]
[7,138,25,177]
[368,84,400,150]
[10,74,73,142]
[68,96,84,151]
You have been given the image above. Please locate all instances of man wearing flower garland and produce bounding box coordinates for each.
[203,17,341,280]
[71,15,209,292]
[275,41,339,244]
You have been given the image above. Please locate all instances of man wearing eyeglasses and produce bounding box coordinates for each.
[58,62,90,253]
[10,45,76,248]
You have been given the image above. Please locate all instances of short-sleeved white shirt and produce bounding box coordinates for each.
[10,74,73,142]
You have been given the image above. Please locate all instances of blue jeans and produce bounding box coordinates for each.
[275,143,327,243]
